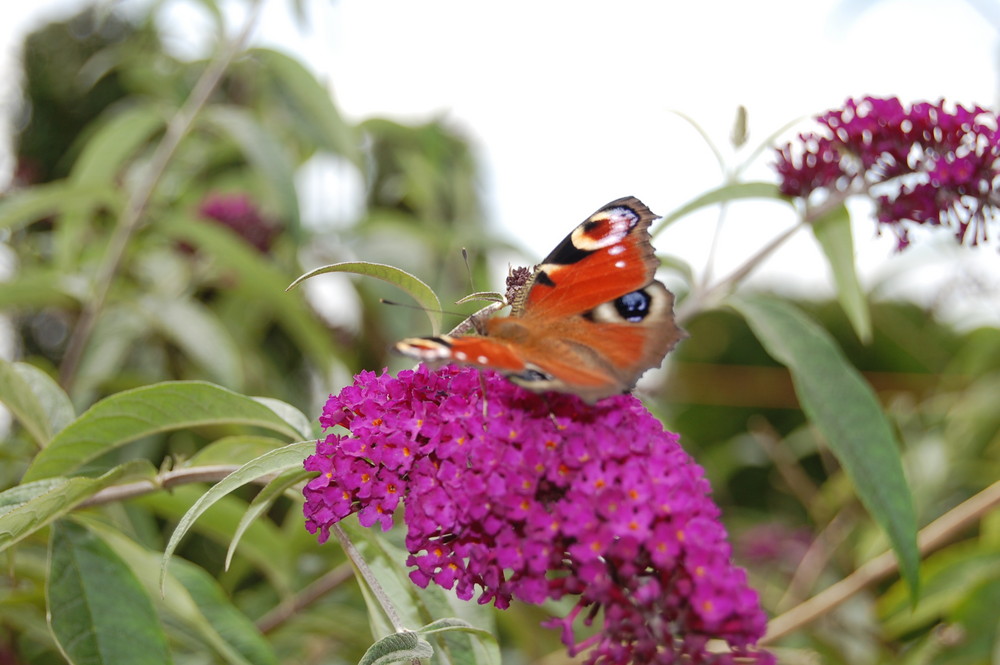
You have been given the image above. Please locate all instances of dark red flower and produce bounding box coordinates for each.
[775,96,1000,249]
[197,193,280,253]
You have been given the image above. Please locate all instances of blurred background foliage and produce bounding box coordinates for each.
[0,2,997,665]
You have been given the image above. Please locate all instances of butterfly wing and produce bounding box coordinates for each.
[512,196,660,316]
[396,196,685,403]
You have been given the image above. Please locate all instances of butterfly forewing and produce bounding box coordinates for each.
[516,196,659,316]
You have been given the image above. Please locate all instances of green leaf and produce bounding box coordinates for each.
[170,562,278,665]
[225,468,312,570]
[22,382,303,482]
[811,203,872,343]
[187,435,289,466]
[667,109,725,173]
[730,295,919,595]
[417,618,500,664]
[658,253,696,286]
[136,485,294,595]
[0,181,122,232]
[358,631,434,665]
[251,47,361,167]
[880,542,1000,636]
[161,215,339,369]
[72,304,151,403]
[343,520,499,664]
[47,520,172,665]
[82,518,270,665]
[161,441,314,590]
[0,461,154,553]
[288,261,442,336]
[656,181,787,232]
[251,397,313,441]
[202,105,300,230]
[138,295,245,387]
[418,617,496,640]
[455,291,505,305]
[0,359,74,446]
[0,266,78,309]
[69,103,164,186]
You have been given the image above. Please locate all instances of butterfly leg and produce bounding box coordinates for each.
[477,371,490,419]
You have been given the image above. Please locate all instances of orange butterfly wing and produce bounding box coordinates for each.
[516,196,660,315]
[397,197,685,403]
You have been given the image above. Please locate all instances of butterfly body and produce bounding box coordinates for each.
[397,196,685,403]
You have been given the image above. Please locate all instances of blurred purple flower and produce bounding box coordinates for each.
[197,192,280,253]
[303,365,772,665]
[738,523,811,570]
[775,96,1000,249]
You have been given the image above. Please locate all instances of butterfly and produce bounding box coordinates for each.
[396,196,686,403]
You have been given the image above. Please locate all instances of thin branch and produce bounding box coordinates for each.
[676,219,806,324]
[675,182,864,324]
[78,465,244,507]
[257,563,354,634]
[762,478,1000,644]
[59,1,263,390]
[777,508,855,612]
[749,417,823,522]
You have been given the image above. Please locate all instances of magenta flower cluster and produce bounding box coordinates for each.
[303,365,771,664]
[775,96,1000,249]
[197,192,280,253]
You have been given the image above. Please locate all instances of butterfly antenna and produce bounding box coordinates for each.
[462,247,477,292]
[379,299,462,318]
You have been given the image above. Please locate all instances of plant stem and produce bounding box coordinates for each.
[675,184,861,324]
[762,478,1000,644]
[78,465,246,507]
[332,524,408,632]
[675,219,806,324]
[58,1,263,390]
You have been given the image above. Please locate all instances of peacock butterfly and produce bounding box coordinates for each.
[396,196,686,403]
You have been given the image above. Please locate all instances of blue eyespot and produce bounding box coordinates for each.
[615,290,651,322]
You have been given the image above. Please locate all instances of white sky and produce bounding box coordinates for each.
[3,0,1000,329]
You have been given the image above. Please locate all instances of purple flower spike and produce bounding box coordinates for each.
[304,365,772,664]
[774,96,1000,249]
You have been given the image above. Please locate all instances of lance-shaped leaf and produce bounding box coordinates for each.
[202,106,300,230]
[22,382,304,482]
[288,261,442,336]
[85,518,276,665]
[69,103,165,187]
[656,181,787,233]
[810,203,872,343]
[225,468,314,570]
[358,631,433,665]
[0,359,74,446]
[161,441,314,591]
[0,181,122,233]
[0,461,154,553]
[161,215,339,367]
[730,294,919,595]
[48,520,172,665]
[251,47,361,167]
[342,520,499,664]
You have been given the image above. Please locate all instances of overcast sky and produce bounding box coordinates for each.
[3,0,1000,327]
